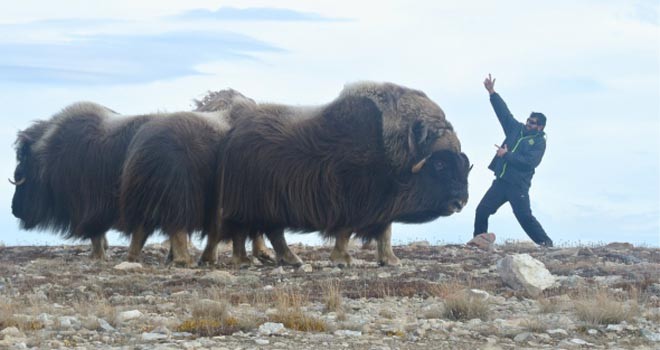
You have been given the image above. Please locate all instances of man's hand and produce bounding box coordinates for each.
[494,144,508,157]
[484,74,496,94]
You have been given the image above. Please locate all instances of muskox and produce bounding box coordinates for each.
[118,89,299,266]
[10,103,155,259]
[209,82,471,267]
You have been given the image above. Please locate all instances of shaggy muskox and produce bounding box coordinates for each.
[10,103,155,259]
[208,82,471,266]
[117,90,274,266]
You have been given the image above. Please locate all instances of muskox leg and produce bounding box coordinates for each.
[265,229,303,267]
[168,231,194,267]
[377,224,401,267]
[90,234,108,260]
[127,228,149,262]
[199,229,222,266]
[330,228,353,268]
[230,231,252,267]
[252,234,276,265]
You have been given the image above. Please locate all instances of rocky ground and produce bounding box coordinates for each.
[0,240,659,350]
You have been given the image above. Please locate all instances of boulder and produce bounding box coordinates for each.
[497,254,555,296]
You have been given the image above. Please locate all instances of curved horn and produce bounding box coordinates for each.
[9,177,25,186]
[430,129,461,153]
[411,156,429,174]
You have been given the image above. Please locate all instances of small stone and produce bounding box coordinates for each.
[202,271,235,284]
[468,289,490,301]
[641,329,660,342]
[258,322,285,335]
[570,338,593,346]
[113,262,143,271]
[115,310,143,323]
[334,330,362,337]
[271,267,286,275]
[98,318,115,332]
[263,285,274,291]
[497,254,556,296]
[298,264,313,273]
[377,272,391,279]
[547,329,568,338]
[141,332,168,341]
[255,339,270,345]
[605,324,624,332]
[514,332,532,342]
[587,329,598,335]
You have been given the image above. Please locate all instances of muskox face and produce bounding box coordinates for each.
[11,129,50,228]
[396,150,471,223]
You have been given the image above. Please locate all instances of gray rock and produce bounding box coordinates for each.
[271,266,286,275]
[497,254,556,296]
[468,289,490,301]
[641,328,660,342]
[254,339,270,345]
[606,324,624,332]
[513,332,533,342]
[547,329,568,338]
[98,318,115,332]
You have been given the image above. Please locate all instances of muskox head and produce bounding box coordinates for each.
[10,121,51,227]
[339,82,470,222]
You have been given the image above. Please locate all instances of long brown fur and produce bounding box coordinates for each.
[215,83,471,256]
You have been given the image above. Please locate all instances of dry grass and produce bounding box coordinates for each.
[0,301,44,331]
[270,287,327,332]
[177,298,261,336]
[323,279,343,313]
[522,316,548,333]
[573,291,640,325]
[537,296,561,314]
[443,291,490,321]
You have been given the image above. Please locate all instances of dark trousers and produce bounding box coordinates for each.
[473,179,552,245]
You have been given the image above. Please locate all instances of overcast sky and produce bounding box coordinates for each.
[1,0,658,248]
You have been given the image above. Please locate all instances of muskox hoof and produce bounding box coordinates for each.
[197,258,217,268]
[254,251,277,266]
[378,255,401,267]
[330,251,352,268]
[231,255,253,268]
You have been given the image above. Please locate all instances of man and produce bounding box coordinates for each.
[472,74,553,247]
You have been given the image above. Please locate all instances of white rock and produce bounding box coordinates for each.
[377,272,391,279]
[334,330,362,337]
[115,310,143,323]
[497,254,556,296]
[0,326,23,338]
[468,289,490,300]
[202,271,235,284]
[263,285,274,291]
[113,262,143,271]
[254,339,270,345]
[605,324,624,332]
[141,332,168,341]
[299,264,313,273]
[258,322,285,335]
[57,316,80,329]
[570,338,593,346]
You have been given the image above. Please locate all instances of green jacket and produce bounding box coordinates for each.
[487,93,546,190]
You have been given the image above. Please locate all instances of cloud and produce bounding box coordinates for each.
[173,7,350,22]
[0,31,282,85]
